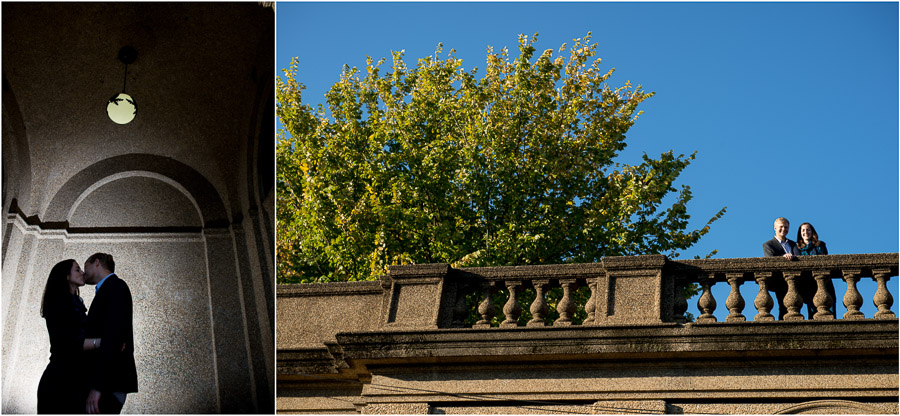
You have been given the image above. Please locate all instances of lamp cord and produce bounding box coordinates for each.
[122,63,128,93]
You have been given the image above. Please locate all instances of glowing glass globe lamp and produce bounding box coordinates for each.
[107,93,136,124]
[107,46,138,124]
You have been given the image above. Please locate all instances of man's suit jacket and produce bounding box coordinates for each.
[85,274,138,394]
[763,237,800,257]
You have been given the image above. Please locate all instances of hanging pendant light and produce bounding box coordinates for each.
[107,46,137,124]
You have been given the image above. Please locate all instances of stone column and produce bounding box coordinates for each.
[527,279,550,327]
[1,219,46,414]
[230,219,272,411]
[872,269,896,320]
[782,271,805,321]
[812,270,835,320]
[500,281,523,327]
[725,272,746,322]
[203,227,255,413]
[696,273,717,324]
[841,269,864,320]
[754,271,775,321]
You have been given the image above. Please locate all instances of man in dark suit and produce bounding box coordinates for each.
[762,217,800,319]
[83,253,138,414]
[763,217,800,259]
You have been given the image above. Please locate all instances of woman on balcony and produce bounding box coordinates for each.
[797,222,837,316]
[797,222,828,256]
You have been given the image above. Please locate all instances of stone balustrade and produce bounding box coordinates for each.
[669,253,898,323]
[381,253,898,329]
[277,253,899,415]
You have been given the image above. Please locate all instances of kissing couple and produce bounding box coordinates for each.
[37,253,138,414]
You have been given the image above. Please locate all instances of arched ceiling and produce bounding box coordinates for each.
[1,2,274,219]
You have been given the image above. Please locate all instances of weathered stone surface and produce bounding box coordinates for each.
[597,255,668,324]
[277,282,384,349]
[593,400,667,414]
[361,403,432,414]
[277,380,363,414]
[384,265,448,329]
[334,321,897,364]
[277,255,899,414]
[669,253,899,275]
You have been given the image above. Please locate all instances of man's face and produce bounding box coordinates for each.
[83,259,98,283]
[774,221,789,239]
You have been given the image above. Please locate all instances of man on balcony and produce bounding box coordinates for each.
[763,217,800,319]
[763,217,800,259]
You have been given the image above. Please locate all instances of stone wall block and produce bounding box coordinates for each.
[597,255,668,325]
[384,263,451,329]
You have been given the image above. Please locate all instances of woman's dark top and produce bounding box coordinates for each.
[798,241,828,256]
[37,293,89,414]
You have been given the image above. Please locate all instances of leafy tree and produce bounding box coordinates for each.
[277,33,725,284]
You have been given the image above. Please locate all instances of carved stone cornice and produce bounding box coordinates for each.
[332,320,898,366]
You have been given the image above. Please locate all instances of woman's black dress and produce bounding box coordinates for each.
[37,293,89,414]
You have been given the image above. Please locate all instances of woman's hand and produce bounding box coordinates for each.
[86,389,101,414]
[82,338,101,351]
[82,338,127,351]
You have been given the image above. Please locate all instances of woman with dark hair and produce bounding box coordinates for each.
[797,222,828,255]
[36,259,103,414]
[796,222,837,316]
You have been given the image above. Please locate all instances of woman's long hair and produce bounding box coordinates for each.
[796,222,821,249]
[40,259,77,318]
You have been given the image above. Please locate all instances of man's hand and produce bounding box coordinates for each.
[86,389,101,414]
[782,253,795,260]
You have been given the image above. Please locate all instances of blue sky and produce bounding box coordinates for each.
[276,2,898,318]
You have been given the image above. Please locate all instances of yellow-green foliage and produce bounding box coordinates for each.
[276,33,725,284]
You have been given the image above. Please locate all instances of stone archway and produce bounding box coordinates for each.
[43,153,228,228]
[1,155,258,413]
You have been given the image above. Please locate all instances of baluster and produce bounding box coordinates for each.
[527,280,550,327]
[873,269,896,319]
[696,273,717,323]
[725,273,746,322]
[812,270,835,320]
[450,282,470,327]
[841,269,864,320]
[554,279,576,326]
[673,276,689,324]
[474,282,497,328]
[782,272,805,321]
[501,281,523,327]
[581,279,598,325]
[754,271,774,321]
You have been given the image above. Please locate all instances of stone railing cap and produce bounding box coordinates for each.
[276,281,384,297]
[388,263,450,278]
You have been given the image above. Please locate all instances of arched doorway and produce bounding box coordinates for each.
[2,155,262,413]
